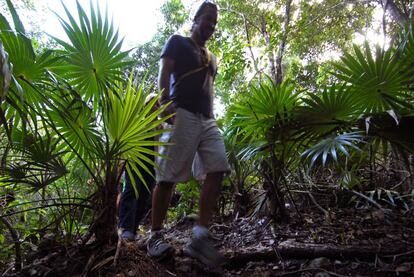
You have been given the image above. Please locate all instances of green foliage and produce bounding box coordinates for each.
[296,85,360,140]
[230,78,298,141]
[52,1,132,104]
[169,179,200,219]
[0,1,170,266]
[1,0,414,271]
[301,132,364,168]
[291,0,372,59]
[332,42,411,113]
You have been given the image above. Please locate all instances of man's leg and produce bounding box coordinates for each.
[134,167,155,230]
[147,181,175,259]
[186,171,225,266]
[186,116,229,266]
[118,174,137,240]
[198,172,223,227]
[151,181,174,230]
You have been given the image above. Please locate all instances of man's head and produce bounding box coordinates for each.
[191,1,218,44]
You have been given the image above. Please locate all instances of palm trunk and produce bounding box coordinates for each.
[94,164,120,244]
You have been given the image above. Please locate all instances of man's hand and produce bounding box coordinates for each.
[161,103,176,125]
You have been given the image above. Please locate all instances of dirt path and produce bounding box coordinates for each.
[109,208,414,276]
[11,207,414,276]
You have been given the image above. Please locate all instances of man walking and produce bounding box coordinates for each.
[147,1,230,266]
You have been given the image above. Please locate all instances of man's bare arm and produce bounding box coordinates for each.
[158,57,176,123]
[158,57,175,104]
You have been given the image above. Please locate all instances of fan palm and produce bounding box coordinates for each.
[52,1,132,105]
[294,84,365,167]
[0,0,170,244]
[397,20,414,85]
[332,42,411,113]
[228,78,300,221]
[296,84,360,138]
[230,77,298,141]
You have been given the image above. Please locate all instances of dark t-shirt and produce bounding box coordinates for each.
[160,35,217,118]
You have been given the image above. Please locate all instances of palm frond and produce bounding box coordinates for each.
[104,75,171,187]
[52,0,132,104]
[4,130,68,191]
[397,19,414,85]
[34,80,102,172]
[301,131,364,168]
[5,0,25,34]
[0,40,12,100]
[230,78,299,140]
[366,113,414,153]
[296,84,360,140]
[332,42,410,113]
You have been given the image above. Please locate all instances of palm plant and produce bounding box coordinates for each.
[227,32,414,220]
[295,84,365,168]
[331,38,414,174]
[222,127,256,217]
[228,78,300,221]
[0,0,170,247]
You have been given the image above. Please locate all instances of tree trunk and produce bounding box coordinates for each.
[261,17,277,82]
[275,0,293,85]
[380,0,408,28]
[262,159,288,223]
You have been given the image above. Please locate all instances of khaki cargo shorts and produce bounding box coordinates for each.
[156,108,230,183]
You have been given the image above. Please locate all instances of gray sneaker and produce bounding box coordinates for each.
[146,231,175,260]
[186,232,225,267]
[121,230,136,241]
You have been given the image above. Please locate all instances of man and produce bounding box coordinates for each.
[147,1,230,266]
[118,94,159,240]
[118,164,154,240]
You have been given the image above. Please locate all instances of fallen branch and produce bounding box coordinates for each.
[81,253,96,277]
[279,267,350,277]
[113,236,123,267]
[223,240,411,269]
[307,191,328,215]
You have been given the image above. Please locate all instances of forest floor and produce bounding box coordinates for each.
[15,204,414,277]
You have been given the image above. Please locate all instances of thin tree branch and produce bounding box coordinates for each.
[222,8,261,79]
[0,217,22,271]
[0,203,93,218]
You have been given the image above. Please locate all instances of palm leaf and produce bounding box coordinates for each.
[35,80,102,172]
[365,113,414,154]
[301,131,364,168]
[0,12,12,31]
[4,129,68,191]
[104,75,171,188]
[397,20,414,89]
[296,84,360,140]
[230,78,299,141]
[5,0,25,34]
[52,0,132,104]
[332,42,410,113]
[0,40,12,100]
